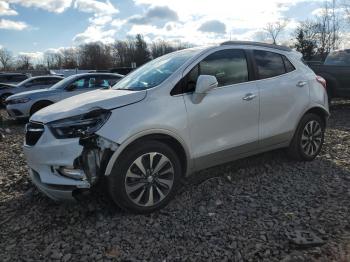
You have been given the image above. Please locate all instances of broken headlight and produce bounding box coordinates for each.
[48,108,111,139]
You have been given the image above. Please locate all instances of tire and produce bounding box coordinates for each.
[107,140,182,213]
[287,113,325,161]
[30,101,52,116]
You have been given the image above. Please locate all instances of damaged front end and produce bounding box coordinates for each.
[76,135,118,187]
[24,108,118,201]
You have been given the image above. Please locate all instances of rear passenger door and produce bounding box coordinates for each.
[183,49,260,169]
[253,50,309,147]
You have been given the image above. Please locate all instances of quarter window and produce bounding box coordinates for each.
[254,50,286,79]
[282,56,296,73]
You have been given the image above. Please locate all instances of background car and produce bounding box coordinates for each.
[308,49,350,101]
[6,73,123,119]
[0,75,64,106]
[0,72,30,84]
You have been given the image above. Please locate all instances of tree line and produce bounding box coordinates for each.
[0,0,350,71]
[0,34,191,71]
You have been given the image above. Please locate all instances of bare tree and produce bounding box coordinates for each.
[0,48,13,71]
[16,55,32,70]
[315,0,340,58]
[263,20,288,45]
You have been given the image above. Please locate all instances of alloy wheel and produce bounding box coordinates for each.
[124,152,174,207]
[301,120,323,157]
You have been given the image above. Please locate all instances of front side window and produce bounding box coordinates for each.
[70,76,98,89]
[200,49,249,87]
[174,49,249,94]
[254,50,286,79]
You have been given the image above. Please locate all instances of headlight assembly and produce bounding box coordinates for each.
[48,108,111,139]
[7,97,31,104]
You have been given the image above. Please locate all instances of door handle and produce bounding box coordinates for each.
[296,81,307,87]
[242,93,257,101]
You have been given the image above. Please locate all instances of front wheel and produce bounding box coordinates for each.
[107,140,182,213]
[288,113,325,161]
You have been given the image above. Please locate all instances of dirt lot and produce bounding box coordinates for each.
[0,101,350,261]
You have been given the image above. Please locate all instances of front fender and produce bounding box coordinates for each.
[103,128,193,177]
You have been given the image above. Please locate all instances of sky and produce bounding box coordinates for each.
[0,0,349,62]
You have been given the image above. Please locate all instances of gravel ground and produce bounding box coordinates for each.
[1,101,350,261]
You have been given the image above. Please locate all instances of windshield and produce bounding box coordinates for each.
[325,50,350,66]
[17,77,35,87]
[112,49,200,91]
[49,75,76,89]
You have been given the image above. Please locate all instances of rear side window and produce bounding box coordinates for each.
[47,78,62,85]
[106,75,122,86]
[254,50,286,79]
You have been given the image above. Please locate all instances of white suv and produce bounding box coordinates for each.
[24,42,329,213]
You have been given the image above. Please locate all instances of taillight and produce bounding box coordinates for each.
[316,75,326,89]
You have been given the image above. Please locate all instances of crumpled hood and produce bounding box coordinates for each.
[31,89,147,123]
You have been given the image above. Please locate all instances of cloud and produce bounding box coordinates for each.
[0,18,28,30]
[89,15,113,25]
[18,51,44,61]
[7,0,72,13]
[73,25,116,44]
[128,6,178,26]
[198,20,226,34]
[0,1,18,16]
[74,0,118,16]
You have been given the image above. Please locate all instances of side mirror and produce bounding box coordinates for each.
[192,75,218,104]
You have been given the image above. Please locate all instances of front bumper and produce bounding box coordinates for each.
[7,103,30,118]
[23,125,90,201]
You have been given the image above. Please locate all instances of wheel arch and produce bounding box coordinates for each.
[303,106,330,126]
[30,100,54,115]
[104,129,192,178]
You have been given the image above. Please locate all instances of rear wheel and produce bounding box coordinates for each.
[30,101,52,116]
[288,113,325,161]
[108,140,182,213]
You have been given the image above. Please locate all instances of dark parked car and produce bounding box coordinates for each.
[308,49,350,101]
[0,73,30,84]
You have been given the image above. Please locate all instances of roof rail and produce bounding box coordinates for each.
[220,41,292,52]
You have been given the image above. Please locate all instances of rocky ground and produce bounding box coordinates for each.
[0,101,350,261]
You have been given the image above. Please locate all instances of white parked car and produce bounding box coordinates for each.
[6,73,123,119]
[23,42,329,213]
[0,75,63,106]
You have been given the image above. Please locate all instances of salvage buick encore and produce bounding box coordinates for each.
[23,41,329,213]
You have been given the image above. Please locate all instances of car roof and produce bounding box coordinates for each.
[0,72,27,76]
[220,41,292,52]
[72,72,124,78]
[29,75,64,79]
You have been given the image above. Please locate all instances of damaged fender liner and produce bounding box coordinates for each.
[77,135,118,186]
